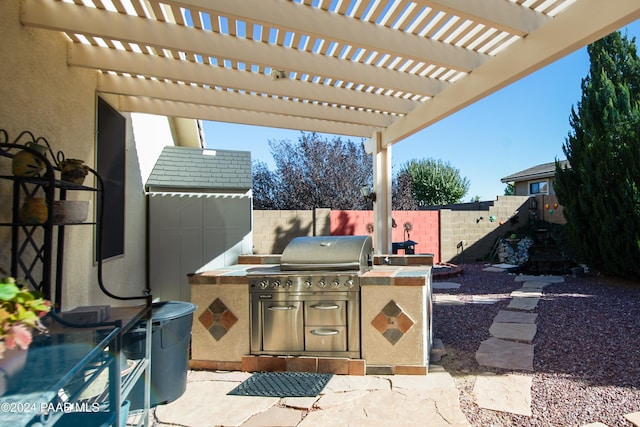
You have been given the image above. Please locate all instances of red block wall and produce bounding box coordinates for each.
[330,210,440,263]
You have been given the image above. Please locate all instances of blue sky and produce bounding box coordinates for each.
[203,20,640,202]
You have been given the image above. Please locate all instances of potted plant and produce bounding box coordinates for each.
[0,276,51,358]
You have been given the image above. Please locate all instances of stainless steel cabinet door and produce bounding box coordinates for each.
[262,302,304,351]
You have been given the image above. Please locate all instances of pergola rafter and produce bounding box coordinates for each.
[18,0,640,252]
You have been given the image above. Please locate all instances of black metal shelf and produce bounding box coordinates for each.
[0,129,152,427]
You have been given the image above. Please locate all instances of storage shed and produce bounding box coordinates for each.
[146,146,252,302]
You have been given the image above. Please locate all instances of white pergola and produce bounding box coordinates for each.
[22,0,640,253]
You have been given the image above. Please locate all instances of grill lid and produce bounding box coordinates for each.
[280,235,373,272]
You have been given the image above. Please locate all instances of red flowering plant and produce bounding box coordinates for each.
[0,276,51,358]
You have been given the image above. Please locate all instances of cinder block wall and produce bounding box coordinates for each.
[252,209,330,254]
[252,196,534,264]
[439,196,530,262]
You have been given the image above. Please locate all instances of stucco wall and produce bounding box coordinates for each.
[330,210,440,262]
[0,0,148,310]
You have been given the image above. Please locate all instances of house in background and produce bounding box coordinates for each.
[501,160,570,224]
[500,160,569,196]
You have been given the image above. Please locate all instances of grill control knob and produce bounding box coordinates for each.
[317,279,326,288]
[272,280,281,288]
[284,279,293,288]
[331,279,340,288]
[305,279,313,288]
[345,279,355,288]
[259,280,269,289]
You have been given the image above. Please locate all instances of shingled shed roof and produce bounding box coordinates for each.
[501,160,569,183]
[146,145,252,192]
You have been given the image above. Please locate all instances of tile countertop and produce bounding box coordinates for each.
[188,254,433,287]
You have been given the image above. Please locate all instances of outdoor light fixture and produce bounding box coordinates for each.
[270,70,287,80]
[360,185,376,202]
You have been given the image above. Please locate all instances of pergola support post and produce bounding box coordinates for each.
[369,131,392,254]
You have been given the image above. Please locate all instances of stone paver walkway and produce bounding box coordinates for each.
[153,368,470,427]
[472,271,564,416]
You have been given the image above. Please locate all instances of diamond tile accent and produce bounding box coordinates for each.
[198,298,237,341]
[396,313,414,334]
[371,300,414,345]
[381,300,403,317]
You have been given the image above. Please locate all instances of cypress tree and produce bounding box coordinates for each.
[555,31,640,278]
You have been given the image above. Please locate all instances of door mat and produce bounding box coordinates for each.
[227,372,333,397]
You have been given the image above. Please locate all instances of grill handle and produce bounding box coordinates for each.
[309,303,340,310]
[267,305,297,311]
[310,329,340,336]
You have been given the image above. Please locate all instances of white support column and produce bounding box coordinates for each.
[372,132,392,254]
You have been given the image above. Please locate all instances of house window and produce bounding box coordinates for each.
[529,180,549,195]
[97,97,126,260]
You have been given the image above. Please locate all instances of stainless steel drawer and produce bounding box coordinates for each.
[305,326,347,352]
[305,301,347,325]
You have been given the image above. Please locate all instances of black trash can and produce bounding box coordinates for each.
[123,301,197,409]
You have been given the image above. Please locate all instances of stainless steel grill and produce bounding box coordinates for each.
[249,236,372,358]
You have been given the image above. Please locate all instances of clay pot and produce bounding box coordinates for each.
[19,197,48,224]
[11,142,47,177]
[60,159,89,185]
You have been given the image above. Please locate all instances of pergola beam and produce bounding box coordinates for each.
[115,96,377,137]
[416,0,550,35]
[97,73,395,128]
[21,0,448,97]
[68,44,420,115]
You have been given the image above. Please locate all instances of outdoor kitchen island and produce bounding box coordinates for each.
[189,240,433,376]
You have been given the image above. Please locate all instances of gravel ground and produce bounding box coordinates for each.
[433,263,640,427]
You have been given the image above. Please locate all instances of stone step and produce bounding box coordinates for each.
[475,337,534,371]
[473,373,533,416]
[494,310,538,324]
[489,322,537,344]
[507,296,540,310]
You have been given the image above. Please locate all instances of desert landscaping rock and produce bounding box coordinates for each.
[473,373,533,416]
[434,263,640,427]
